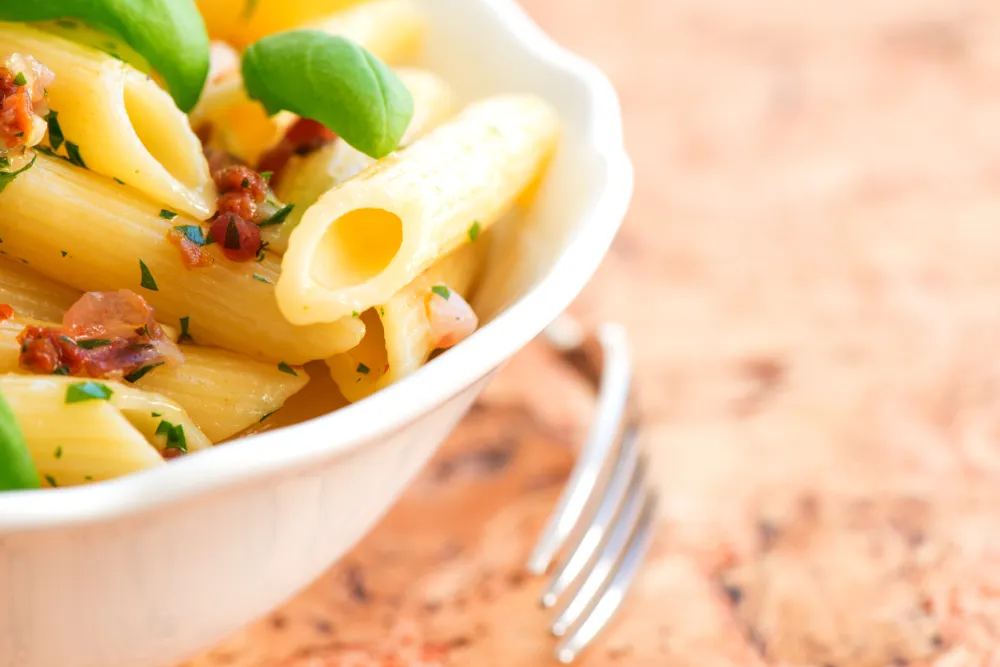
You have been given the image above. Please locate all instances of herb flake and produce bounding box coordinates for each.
[178,316,192,343]
[252,274,271,284]
[65,142,86,168]
[173,225,212,246]
[468,221,481,242]
[431,285,451,300]
[138,259,158,291]
[45,111,64,150]
[277,362,298,376]
[156,420,188,453]
[258,203,294,227]
[0,154,36,194]
[357,363,370,375]
[124,362,163,383]
[65,381,113,403]
[159,209,179,220]
[12,72,25,87]
[76,339,112,350]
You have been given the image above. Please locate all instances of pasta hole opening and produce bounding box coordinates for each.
[124,83,202,189]
[310,208,403,290]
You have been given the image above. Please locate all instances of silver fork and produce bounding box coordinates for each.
[528,317,658,664]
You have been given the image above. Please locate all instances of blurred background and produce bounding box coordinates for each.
[192,0,1000,664]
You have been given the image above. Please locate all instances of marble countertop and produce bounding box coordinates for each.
[192,0,1000,664]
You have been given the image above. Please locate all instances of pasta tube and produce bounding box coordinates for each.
[0,257,80,322]
[0,316,307,442]
[266,68,456,254]
[277,95,560,325]
[0,155,365,363]
[327,241,485,402]
[0,23,216,219]
[0,376,211,487]
[190,0,426,164]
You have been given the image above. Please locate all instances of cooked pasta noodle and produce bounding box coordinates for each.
[327,241,485,402]
[0,375,210,487]
[0,257,81,322]
[0,22,216,219]
[277,95,560,325]
[266,68,456,254]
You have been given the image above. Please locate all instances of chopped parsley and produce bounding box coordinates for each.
[431,285,451,300]
[357,363,370,375]
[76,339,112,350]
[0,154,36,194]
[241,177,250,188]
[45,111,64,151]
[178,316,192,343]
[138,259,158,291]
[51,365,70,376]
[152,412,161,417]
[65,142,86,168]
[12,72,26,87]
[65,381,113,404]
[468,221,481,242]
[44,474,57,488]
[380,306,385,317]
[259,204,294,227]
[113,177,125,185]
[252,274,271,284]
[259,410,276,423]
[60,250,68,258]
[277,362,298,376]
[155,420,188,453]
[260,171,273,181]
[84,475,93,481]
[224,217,241,250]
[54,446,62,459]
[0,157,8,169]
[124,362,163,383]
[159,209,179,220]
[352,311,360,318]
[174,225,212,246]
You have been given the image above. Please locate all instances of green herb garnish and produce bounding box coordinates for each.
[138,259,157,291]
[46,110,64,150]
[12,72,26,86]
[431,285,451,300]
[178,316,192,343]
[252,274,271,284]
[357,363,370,375]
[259,203,294,227]
[60,250,68,257]
[242,32,414,159]
[54,446,63,459]
[65,381,113,403]
[124,362,162,383]
[468,221,481,242]
[113,177,125,185]
[65,142,86,168]
[159,209,179,220]
[173,225,211,246]
[52,365,70,376]
[76,339,112,349]
[260,171,273,181]
[0,155,36,194]
[155,419,187,452]
[277,362,297,376]
[224,217,241,250]
[259,409,276,423]
[0,390,40,491]
[44,474,58,488]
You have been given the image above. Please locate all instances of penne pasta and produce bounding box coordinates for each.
[0,155,365,363]
[0,316,307,442]
[190,0,426,165]
[327,241,485,402]
[131,345,309,442]
[0,257,81,322]
[196,0,362,46]
[277,95,560,325]
[0,375,211,487]
[0,23,216,219]
[266,68,456,254]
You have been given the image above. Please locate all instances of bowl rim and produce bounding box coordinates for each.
[0,0,634,531]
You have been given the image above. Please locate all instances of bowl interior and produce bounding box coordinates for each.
[414,0,619,321]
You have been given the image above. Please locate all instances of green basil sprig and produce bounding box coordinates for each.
[0,0,210,112]
[0,390,40,492]
[242,31,414,159]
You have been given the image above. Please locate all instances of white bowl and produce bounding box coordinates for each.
[0,1,633,665]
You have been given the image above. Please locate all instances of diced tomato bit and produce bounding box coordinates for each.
[217,190,257,220]
[0,54,54,153]
[210,212,261,263]
[256,118,338,187]
[166,228,214,269]
[214,164,268,202]
[426,286,478,350]
[162,448,185,460]
[18,290,183,379]
[0,304,14,322]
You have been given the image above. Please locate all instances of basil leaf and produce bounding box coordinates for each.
[0,0,210,112]
[0,390,40,491]
[242,31,414,159]
[0,155,37,194]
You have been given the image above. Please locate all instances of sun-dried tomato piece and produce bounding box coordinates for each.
[210,212,261,263]
[166,228,214,269]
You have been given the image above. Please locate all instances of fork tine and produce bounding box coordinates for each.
[528,323,633,575]
[541,421,641,607]
[550,459,649,637]
[555,493,658,664]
